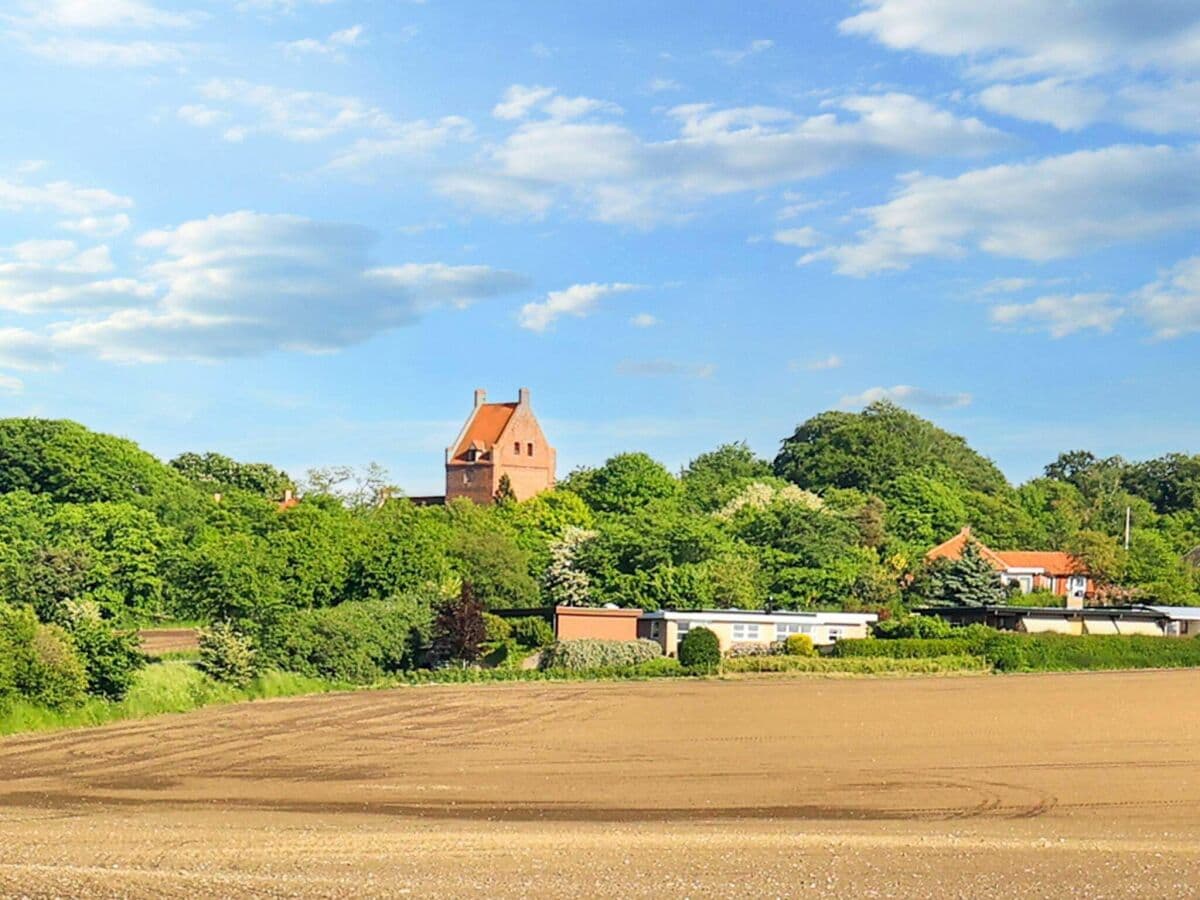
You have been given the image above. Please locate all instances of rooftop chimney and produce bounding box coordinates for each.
[474,388,487,407]
[518,387,531,406]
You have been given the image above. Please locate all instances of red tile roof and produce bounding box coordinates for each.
[993,551,1083,576]
[925,528,1086,576]
[451,403,516,461]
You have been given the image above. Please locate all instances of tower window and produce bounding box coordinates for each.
[527,442,534,456]
[514,441,521,455]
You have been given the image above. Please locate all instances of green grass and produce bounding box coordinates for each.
[0,662,333,737]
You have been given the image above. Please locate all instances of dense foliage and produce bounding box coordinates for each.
[538,638,663,670]
[678,627,722,669]
[1,404,1199,710]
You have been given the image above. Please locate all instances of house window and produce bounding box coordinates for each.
[466,449,478,462]
[732,622,760,641]
[648,621,662,640]
[828,627,844,642]
[514,442,521,455]
[527,442,534,456]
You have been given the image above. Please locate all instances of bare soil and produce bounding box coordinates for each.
[136,629,200,657]
[2,670,1199,897]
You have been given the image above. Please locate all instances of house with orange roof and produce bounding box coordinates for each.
[926,527,1094,608]
[445,388,556,504]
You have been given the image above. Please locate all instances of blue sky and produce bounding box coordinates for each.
[2,0,1200,493]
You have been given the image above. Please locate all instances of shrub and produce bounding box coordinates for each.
[679,627,721,670]
[0,605,88,709]
[833,637,973,659]
[784,633,817,657]
[198,622,259,687]
[482,613,512,643]
[538,638,662,671]
[62,603,144,700]
[265,598,430,683]
[509,616,555,649]
[22,624,89,709]
[726,641,773,658]
[873,614,953,639]
[432,583,486,664]
[721,654,986,675]
[992,634,1200,672]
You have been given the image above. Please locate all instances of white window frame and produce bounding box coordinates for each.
[732,622,760,641]
[774,622,813,639]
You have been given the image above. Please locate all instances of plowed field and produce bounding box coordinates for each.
[2,671,1199,897]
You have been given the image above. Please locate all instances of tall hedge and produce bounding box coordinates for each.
[539,638,662,671]
[263,599,431,683]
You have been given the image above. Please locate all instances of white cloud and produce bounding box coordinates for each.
[978,77,1200,134]
[434,173,553,219]
[177,104,225,127]
[773,226,820,248]
[0,328,57,371]
[990,293,1124,338]
[43,212,528,362]
[1135,256,1200,339]
[449,89,1006,226]
[181,80,473,169]
[0,176,133,217]
[979,277,1040,295]
[16,0,195,30]
[493,85,555,120]
[802,354,843,371]
[840,384,971,409]
[0,240,154,314]
[519,282,638,332]
[978,79,1108,131]
[22,36,184,66]
[840,0,1200,79]
[812,145,1200,275]
[283,24,365,58]
[713,39,773,65]
[646,78,681,93]
[492,85,620,121]
[0,374,24,394]
[324,117,474,170]
[630,312,658,327]
[59,213,131,237]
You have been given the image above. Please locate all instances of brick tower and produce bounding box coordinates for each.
[445,388,556,504]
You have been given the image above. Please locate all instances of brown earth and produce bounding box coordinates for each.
[2,670,1200,897]
[136,629,200,657]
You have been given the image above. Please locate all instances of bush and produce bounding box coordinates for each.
[264,598,431,683]
[0,605,88,709]
[679,627,721,670]
[721,655,987,675]
[62,604,144,700]
[22,624,89,709]
[538,638,662,671]
[509,616,555,649]
[482,613,512,643]
[726,641,774,658]
[992,634,1200,672]
[833,637,974,659]
[784,633,816,657]
[198,622,259,687]
[873,614,954,639]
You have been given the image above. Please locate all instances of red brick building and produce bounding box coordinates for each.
[445,388,556,504]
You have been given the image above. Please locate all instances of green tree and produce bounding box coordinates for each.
[494,474,517,505]
[682,442,772,511]
[916,541,1006,607]
[563,452,679,515]
[774,402,1010,496]
[170,451,294,498]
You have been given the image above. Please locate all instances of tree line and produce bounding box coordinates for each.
[1,403,1199,706]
